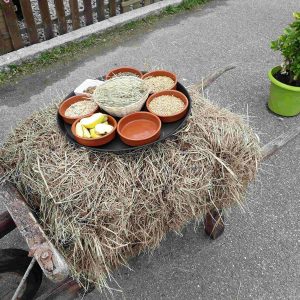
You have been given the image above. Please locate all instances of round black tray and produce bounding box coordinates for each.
[57,81,192,153]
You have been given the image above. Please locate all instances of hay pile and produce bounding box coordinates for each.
[0,88,261,290]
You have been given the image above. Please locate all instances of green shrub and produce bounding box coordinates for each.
[271,12,300,85]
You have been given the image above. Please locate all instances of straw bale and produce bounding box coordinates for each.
[0,88,261,290]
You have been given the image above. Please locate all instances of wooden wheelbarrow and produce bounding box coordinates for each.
[0,67,299,299]
[1,124,298,299]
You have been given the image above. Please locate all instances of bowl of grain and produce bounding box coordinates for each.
[105,66,143,80]
[59,95,100,124]
[146,90,189,123]
[142,70,177,94]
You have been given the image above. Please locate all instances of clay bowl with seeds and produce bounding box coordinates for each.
[142,70,177,94]
[59,95,100,125]
[105,66,143,80]
[146,90,189,123]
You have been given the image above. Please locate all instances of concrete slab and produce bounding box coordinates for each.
[0,0,299,299]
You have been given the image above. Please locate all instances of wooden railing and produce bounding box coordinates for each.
[0,0,161,54]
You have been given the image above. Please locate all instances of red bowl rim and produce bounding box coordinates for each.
[58,95,98,121]
[146,90,189,119]
[71,115,117,140]
[105,66,143,80]
[117,112,162,142]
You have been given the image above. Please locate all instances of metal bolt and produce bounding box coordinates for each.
[41,251,49,259]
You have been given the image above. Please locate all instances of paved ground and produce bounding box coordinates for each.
[0,0,299,299]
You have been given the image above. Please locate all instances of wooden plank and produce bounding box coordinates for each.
[262,125,300,159]
[19,0,39,44]
[122,0,140,7]
[122,3,131,13]
[69,0,80,30]
[0,166,69,282]
[121,0,135,13]
[96,0,105,21]
[1,0,23,50]
[0,34,13,55]
[132,0,141,9]
[37,0,54,40]
[122,6,130,13]
[109,0,116,17]
[133,1,141,9]
[0,7,14,54]
[17,1,121,35]
[83,0,93,26]
[0,30,6,55]
[54,0,67,34]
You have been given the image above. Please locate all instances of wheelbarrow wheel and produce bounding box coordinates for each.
[0,248,42,300]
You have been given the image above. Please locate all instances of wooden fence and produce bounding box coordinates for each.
[0,0,161,55]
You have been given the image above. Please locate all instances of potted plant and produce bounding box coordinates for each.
[268,12,300,116]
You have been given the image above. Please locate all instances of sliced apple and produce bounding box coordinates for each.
[80,113,108,129]
[82,126,91,138]
[90,128,101,138]
[95,123,114,135]
[75,123,84,137]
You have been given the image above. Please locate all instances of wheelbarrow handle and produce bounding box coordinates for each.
[261,125,300,159]
[0,166,69,283]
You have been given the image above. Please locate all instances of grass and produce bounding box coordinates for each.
[0,0,209,85]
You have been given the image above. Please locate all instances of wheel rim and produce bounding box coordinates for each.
[0,272,27,300]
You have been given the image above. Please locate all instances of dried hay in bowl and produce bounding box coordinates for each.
[92,76,150,117]
[0,88,262,291]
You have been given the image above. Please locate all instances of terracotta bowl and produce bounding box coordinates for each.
[141,70,177,93]
[71,115,117,147]
[146,90,189,123]
[58,95,99,125]
[117,112,161,147]
[105,66,143,80]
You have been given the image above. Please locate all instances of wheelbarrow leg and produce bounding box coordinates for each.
[204,209,225,239]
[0,210,16,239]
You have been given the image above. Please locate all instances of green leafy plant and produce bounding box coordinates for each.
[271,12,300,86]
